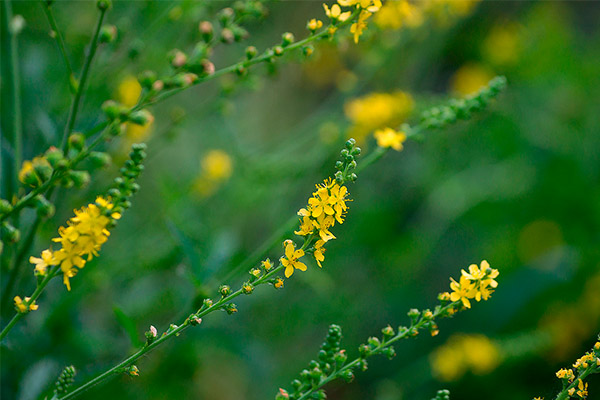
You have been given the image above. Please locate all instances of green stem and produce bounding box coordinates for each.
[296,301,459,400]
[59,264,286,400]
[0,266,59,341]
[61,7,106,152]
[40,1,76,93]
[554,368,595,400]
[2,0,23,203]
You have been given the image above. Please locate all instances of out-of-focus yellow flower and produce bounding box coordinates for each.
[431,334,500,381]
[202,150,233,181]
[450,63,495,96]
[375,0,423,30]
[482,22,522,67]
[345,91,414,142]
[193,150,233,198]
[424,0,480,22]
[323,4,351,22]
[374,127,407,151]
[117,75,142,108]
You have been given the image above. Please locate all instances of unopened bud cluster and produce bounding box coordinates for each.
[54,365,76,396]
[334,138,361,184]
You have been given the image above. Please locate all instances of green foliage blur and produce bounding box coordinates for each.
[1,1,600,399]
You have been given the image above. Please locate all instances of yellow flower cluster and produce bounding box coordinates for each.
[443,260,499,309]
[323,0,382,43]
[345,91,414,143]
[568,379,588,398]
[430,333,500,381]
[30,197,120,291]
[550,340,600,399]
[281,178,350,278]
[13,296,39,313]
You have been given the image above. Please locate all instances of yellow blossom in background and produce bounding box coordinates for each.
[202,150,233,182]
[193,150,233,198]
[14,296,38,313]
[374,127,407,151]
[431,334,501,381]
[345,91,414,142]
[450,63,495,96]
[424,0,480,25]
[375,0,423,30]
[117,75,142,108]
[482,22,522,67]
[18,160,34,185]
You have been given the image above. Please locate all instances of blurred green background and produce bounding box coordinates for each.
[1,1,600,399]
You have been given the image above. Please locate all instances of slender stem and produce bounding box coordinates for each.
[59,264,286,400]
[1,216,41,312]
[40,1,76,94]
[61,7,106,152]
[2,0,23,203]
[297,301,459,400]
[555,368,595,400]
[0,266,59,341]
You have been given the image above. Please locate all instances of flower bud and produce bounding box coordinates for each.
[334,350,347,365]
[302,45,314,57]
[218,7,235,25]
[2,222,20,243]
[126,365,139,376]
[203,298,213,308]
[96,0,111,11]
[18,161,39,187]
[145,325,158,344]
[382,346,396,359]
[367,336,381,348]
[275,388,289,400]
[382,325,395,338]
[219,284,231,297]
[67,133,85,152]
[138,70,157,89]
[224,303,238,314]
[33,195,55,218]
[273,45,284,56]
[250,268,261,278]
[101,100,123,120]
[281,32,294,47]
[245,45,257,59]
[242,282,254,294]
[220,28,234,44]
[169,49,187,68]
[274,277,284,289]
[199,21,213,42]
[128,110,153,126]
[189,315,202,326]
[0,199,12,214]
[340,369,354,382]
[68,170,91,188]
[89,151,112,169]
[99,24,117,43]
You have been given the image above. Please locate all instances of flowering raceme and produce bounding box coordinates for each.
[32,197,120,291]
[444,260,499,309]
[280,178,350,278]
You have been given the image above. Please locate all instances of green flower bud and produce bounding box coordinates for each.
[126,365,139,376]
[138,70,157,89]
[273,46,284,56]
[145,325,157,344]
[44,146,64,168]
[281,32,294,46]
[0,199,12,214]
[345,138,356,149]
[220,28,234,44]
[3,222,20,243]
[69,170,91,188]
[101,100,123,120]
[89,151,112,169]
[128,110,153,126]
[224,303,238,314]
[367,336,381,348]
[68,133,85,152]
[245,45,257,59]
[33,195,55,218]
[340,369,354,382]
[218,7,235,25]
[96,0,111,11]
[198,21,213,42]
[99,24,117,43]
[382,325,395,338]
[168,49,187,68]
[302,45,314,57]
[219,284,231,297]
[382,346,396,359]
[54,365,76,396]
[203,298,213,308]
[232,25,248,42]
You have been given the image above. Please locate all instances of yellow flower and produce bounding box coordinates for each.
[294,216,315,236]
[375,1,423,30]
[323,3,351,22]
[314,239,326,268]
[281,240,307,278]
[274,278,284,289]
[450,275,476,308]
[338,0,382,12]
[345,91,413,142]
[308,187,334,218]
[374,127,407,151]
[14,296,38,313]
[117,75,142,108]
[328,183,349,223]
[431,334,500,381]
[18,160,35,185]
[54,241,86,291]
[261,258,273,271]
[29,249,58,276]
[202,150,233,181]
[350,10,372,43]
[307,18,323,32]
